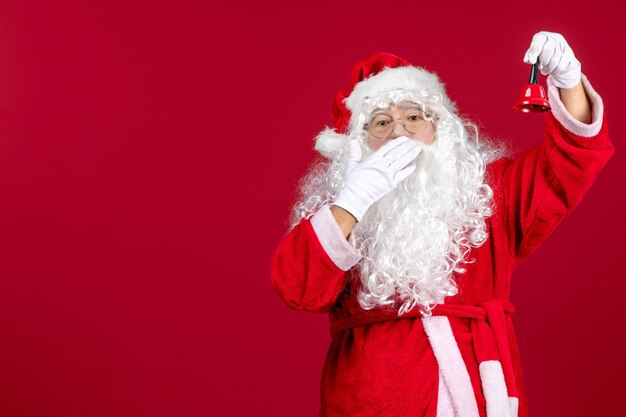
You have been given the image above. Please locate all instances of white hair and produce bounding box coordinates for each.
[290,88,506,317]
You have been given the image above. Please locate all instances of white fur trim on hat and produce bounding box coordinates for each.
[345,66,456,131]
[314,127,349,159]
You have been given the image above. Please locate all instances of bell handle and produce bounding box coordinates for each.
[529,62,539,84]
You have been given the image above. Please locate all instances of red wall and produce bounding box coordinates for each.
[0,1,624,416]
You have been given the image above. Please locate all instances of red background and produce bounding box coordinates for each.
[0,1,624,416]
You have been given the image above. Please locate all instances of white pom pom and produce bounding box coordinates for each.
[314,127,349,159]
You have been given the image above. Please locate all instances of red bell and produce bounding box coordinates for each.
[513,62,550,113]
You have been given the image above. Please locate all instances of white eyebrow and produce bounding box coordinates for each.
[370,105,425,117]
[370,108,390,117]
[398,102,424,111]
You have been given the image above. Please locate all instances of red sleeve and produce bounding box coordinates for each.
[490,110,614,263]
[270,218,350,313]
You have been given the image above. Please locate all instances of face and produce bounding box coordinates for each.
[366,101,436,151]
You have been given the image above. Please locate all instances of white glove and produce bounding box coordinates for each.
[523,31,581,89]
[333,136,422,221]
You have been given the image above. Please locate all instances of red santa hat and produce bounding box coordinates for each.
[315,52,458,158]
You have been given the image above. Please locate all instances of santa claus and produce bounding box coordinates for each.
[271,31,614,417]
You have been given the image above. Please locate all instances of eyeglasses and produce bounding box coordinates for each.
[364,109,435,139]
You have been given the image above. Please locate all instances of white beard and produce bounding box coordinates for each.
[290,108,504,317]
[352,141,493,317]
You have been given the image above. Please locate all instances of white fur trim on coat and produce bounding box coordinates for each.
[437,369,456,416]
[509,397,519,417]
[422,316,480,417]
[547,73,603,138]
[310,204,361,271]
[478,360,513,417]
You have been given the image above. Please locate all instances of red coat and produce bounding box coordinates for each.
[271,75,614,417]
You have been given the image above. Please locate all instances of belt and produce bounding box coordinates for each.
[330,299,518,399]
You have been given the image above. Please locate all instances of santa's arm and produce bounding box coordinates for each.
[271,204,362,313]
[493,31,616,261]
[330,205,357,238]
[494,74,614,262]
[558,80,592,124]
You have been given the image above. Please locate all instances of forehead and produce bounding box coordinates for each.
[371,100,423,115]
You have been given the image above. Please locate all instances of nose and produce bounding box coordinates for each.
[389,119,410,139]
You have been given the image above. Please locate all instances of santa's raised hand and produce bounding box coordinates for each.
[523,31,582,89]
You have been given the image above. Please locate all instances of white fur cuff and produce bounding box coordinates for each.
[547,73,604,138]
[310,204,361,271]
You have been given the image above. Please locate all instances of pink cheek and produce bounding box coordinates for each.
[414,128,436,145]
[417,136,435,145]
[367,137,385,151]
